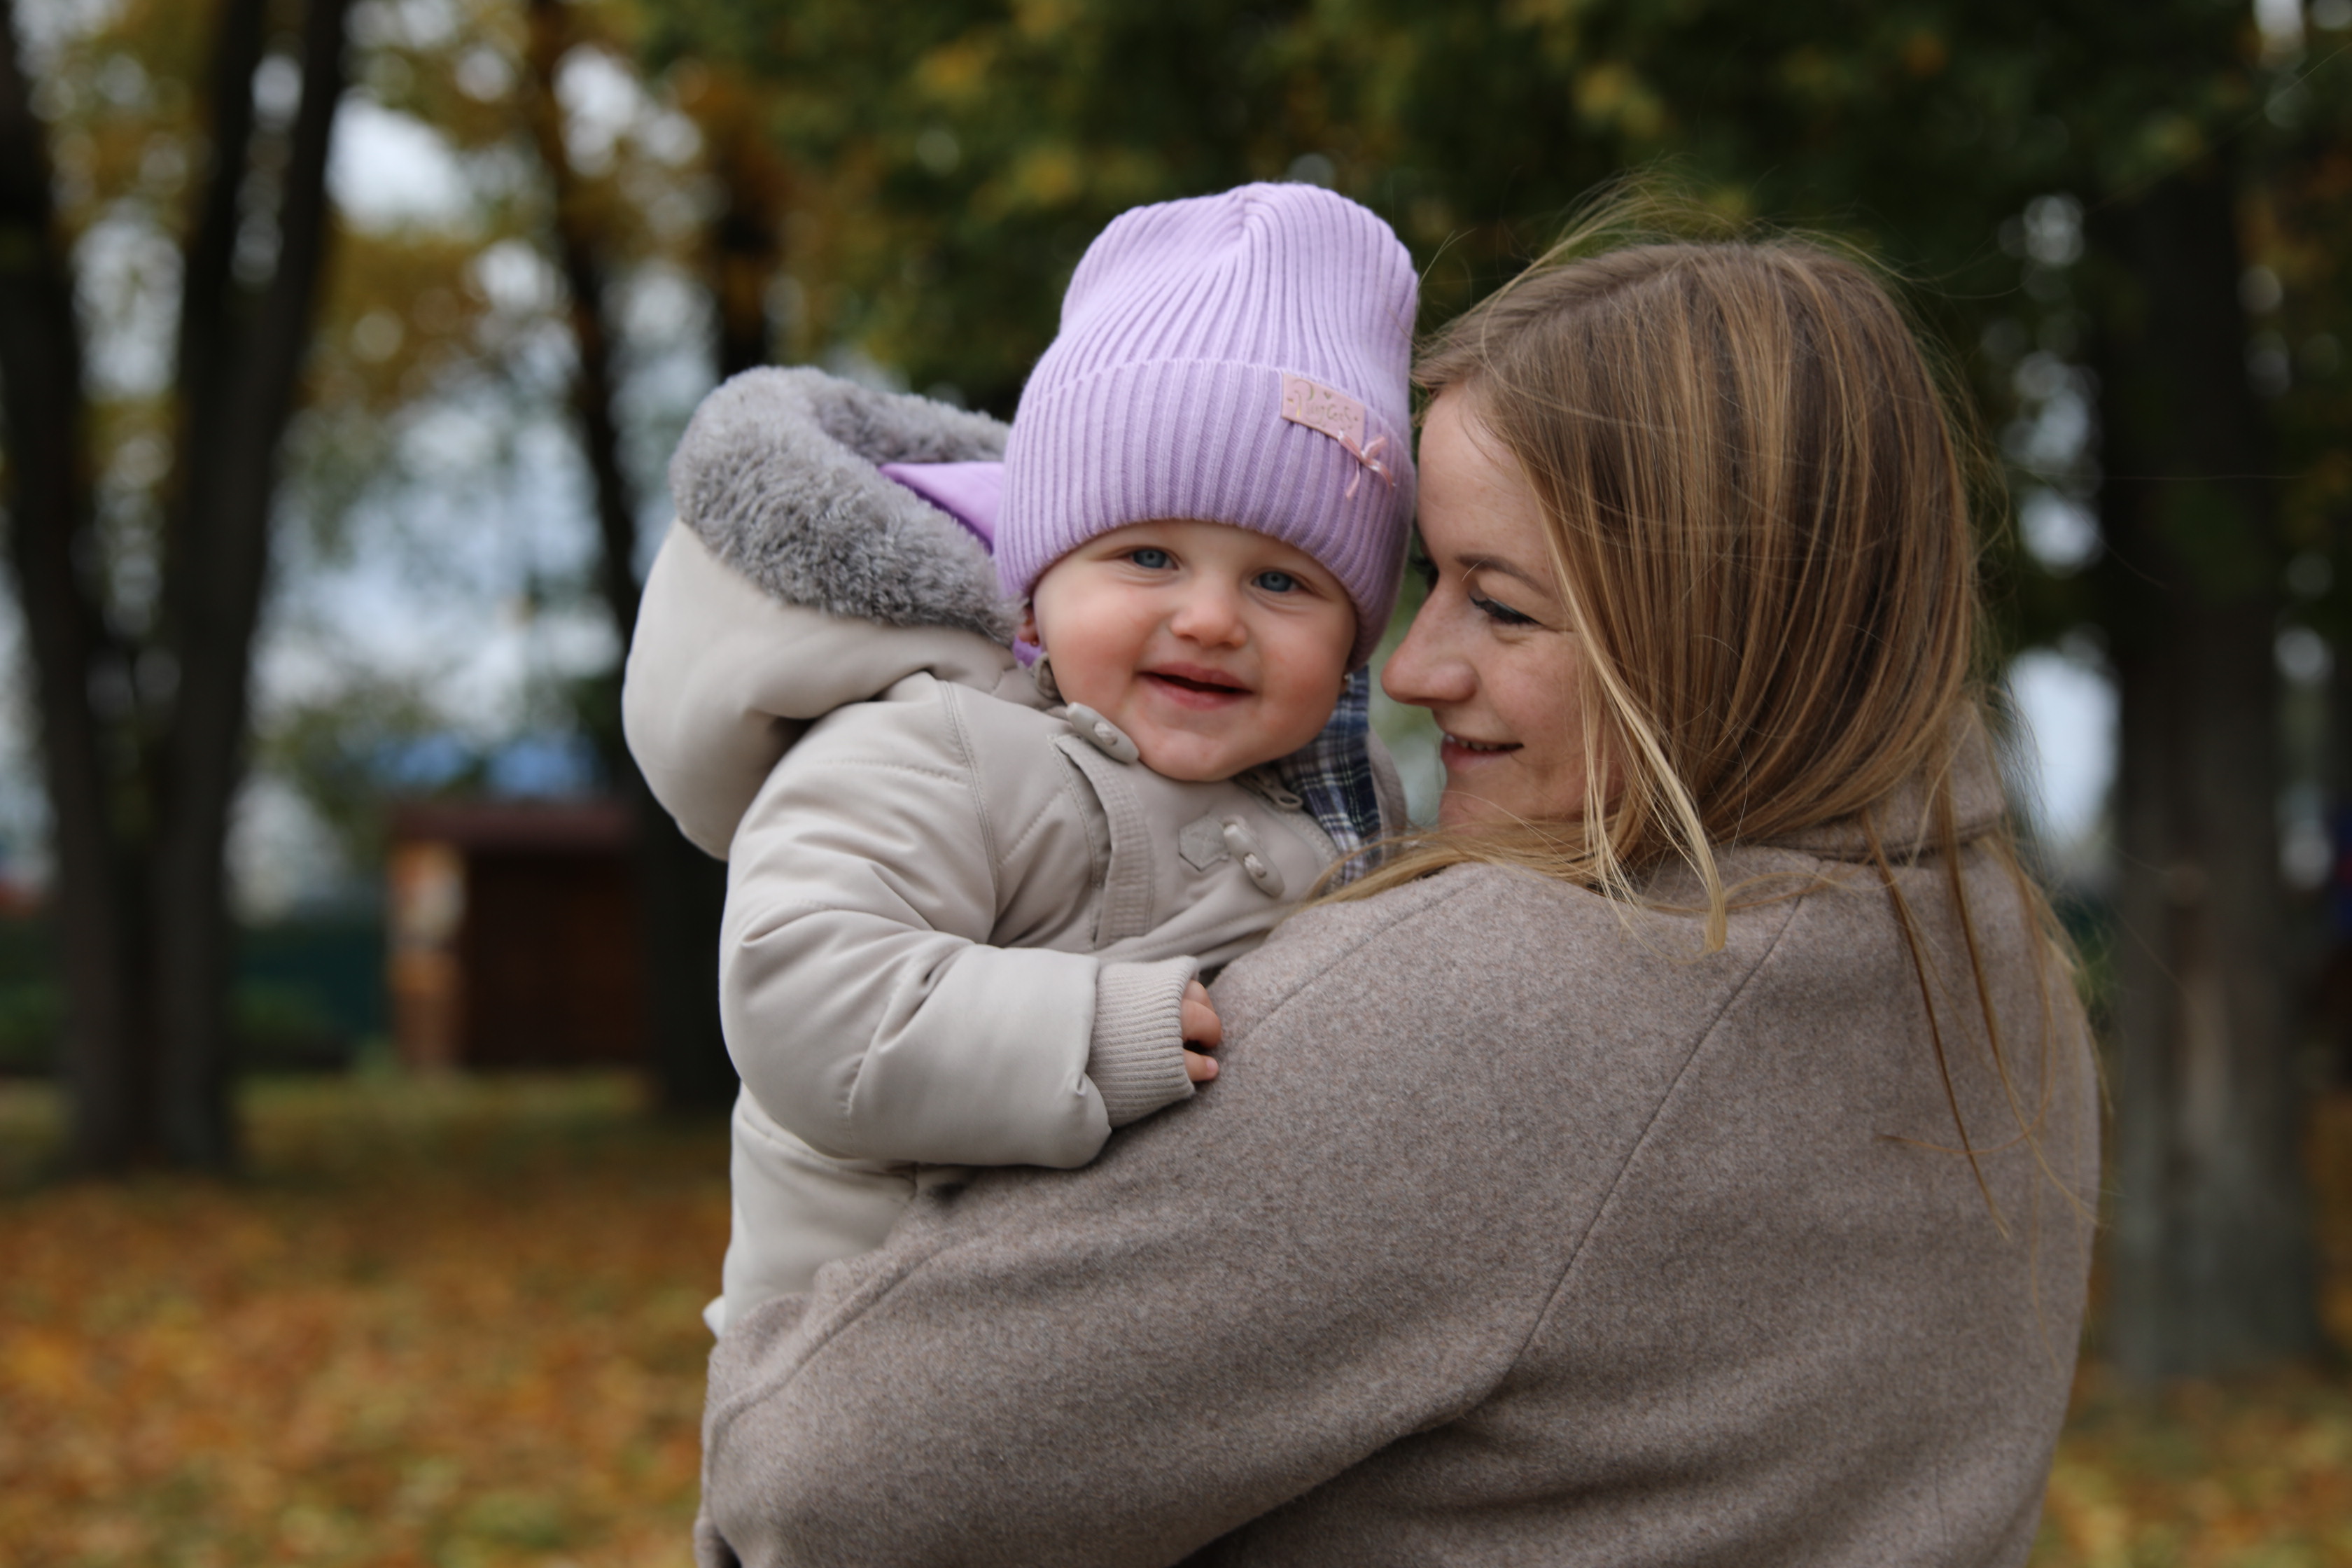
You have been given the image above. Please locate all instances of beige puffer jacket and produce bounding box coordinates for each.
[623,370,1405,1327]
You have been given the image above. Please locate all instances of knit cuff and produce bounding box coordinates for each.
[1088,956,1201,1128]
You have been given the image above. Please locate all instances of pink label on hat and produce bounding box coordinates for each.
[1280,372,1368,449]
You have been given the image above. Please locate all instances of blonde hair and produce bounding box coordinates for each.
[1340,204,2082,1220]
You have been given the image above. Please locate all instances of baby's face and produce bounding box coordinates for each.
[1022,520,1356,783]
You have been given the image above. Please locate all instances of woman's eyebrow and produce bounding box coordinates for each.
[1456,553,1549,589]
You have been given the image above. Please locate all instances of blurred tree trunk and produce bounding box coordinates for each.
[525,0,737,1114]
[0,0,142,1169]
[153,0,354,1167]
[0,0,349,1172]
[2094,160,2320,1378]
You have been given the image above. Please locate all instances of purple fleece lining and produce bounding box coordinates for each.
[879,461,1002,549]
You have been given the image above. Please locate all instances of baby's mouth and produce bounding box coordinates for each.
[1143,668,1250,696]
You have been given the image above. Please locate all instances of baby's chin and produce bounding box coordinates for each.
[1129,725,1295,783]
[1131,741,1259,783]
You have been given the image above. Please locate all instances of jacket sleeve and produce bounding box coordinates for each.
[695,876,1568,1568]
[720,679,1197,1170]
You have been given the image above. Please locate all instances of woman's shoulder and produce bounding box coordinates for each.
[1214,860,1806,1056]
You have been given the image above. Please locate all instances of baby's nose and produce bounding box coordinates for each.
[1168,584,1246,644]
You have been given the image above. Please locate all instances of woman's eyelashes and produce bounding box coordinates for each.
[1469,590,1537,628]
[1417,550,1533,625]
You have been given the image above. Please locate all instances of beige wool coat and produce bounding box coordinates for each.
[624,368,1404,1329]
[693,757,2099,1567]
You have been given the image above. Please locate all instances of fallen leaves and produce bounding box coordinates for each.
[2031,1092,2352,1567]
[0,1072,727,1568]
[6,1076,2352,1565]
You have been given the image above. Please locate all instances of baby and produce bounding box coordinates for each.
[622,183,1418,1334]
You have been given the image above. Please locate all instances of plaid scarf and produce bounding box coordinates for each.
[1276,668,1385,886]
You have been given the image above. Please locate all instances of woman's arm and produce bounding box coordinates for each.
[699,874,1632,1568]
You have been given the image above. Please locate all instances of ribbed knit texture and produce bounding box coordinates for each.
[998,184,1418,668]
[1087,955,1202,1127]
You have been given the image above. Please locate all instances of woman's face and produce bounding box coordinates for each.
[1382,392,1591,830]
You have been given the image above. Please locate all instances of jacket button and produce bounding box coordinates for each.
[1063,703,1140,764]
[1222,820,1286,898]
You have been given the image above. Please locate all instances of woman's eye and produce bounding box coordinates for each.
[1469,592,1537,628]
[1128,547,1173,570]
[1254,570,1299,594]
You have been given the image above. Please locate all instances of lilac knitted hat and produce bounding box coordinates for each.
[997,183,1418,668]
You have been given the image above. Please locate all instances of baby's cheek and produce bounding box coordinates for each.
[1250,678,1343,759]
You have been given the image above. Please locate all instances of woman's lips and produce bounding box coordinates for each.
[1439,731,1520,766]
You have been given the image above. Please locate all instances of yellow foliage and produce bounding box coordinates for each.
[1903,31,1949,79]
[6,1080,2352,1564]
[2031,1094,2352,1567]
[0,1074,725,1568]
[1011,0,1082,44]
[915,37,999,103]
[2139,112,2210,172]
[990,142,1085,215]
[1574,62,1667,142]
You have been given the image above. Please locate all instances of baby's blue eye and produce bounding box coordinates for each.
[1128,547,1173,570]
[1255,570,1299,594]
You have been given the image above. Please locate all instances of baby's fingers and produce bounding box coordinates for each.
[1184,1049,1219,1084]
[1180,979,1223,1049]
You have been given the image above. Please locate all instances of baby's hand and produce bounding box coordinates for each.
[1182,979,1222,1084]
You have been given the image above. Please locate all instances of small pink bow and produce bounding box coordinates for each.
[1340,433,1395,499]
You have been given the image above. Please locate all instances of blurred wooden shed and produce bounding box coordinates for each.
[386,800,644,1070]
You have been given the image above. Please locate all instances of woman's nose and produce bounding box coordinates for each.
[1381,601,1476,708]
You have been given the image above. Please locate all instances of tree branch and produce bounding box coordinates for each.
[525,0,642,642]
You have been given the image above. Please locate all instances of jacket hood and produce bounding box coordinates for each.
[669,367,1014,643]
[627,369,1026,858]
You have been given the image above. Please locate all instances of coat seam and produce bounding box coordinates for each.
[704,1233,949,1448]
[832,683,998,1142]
[774,757,970,788]
[996,790,1069,867]
[934,682,1002,879]
[1504,878,1812,1373]
[1225,876,1482,1026]
[738,894,1037,943]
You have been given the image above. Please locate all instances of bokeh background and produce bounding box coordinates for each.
[5,0,2352,1562]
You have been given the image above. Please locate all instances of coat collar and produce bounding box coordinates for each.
[1759,712,2009,862]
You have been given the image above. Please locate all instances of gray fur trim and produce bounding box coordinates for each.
[667,367,1014,642]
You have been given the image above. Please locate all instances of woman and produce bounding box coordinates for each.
[693,228,2098,1568]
